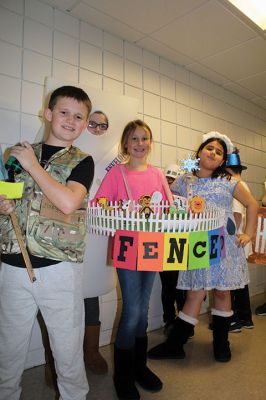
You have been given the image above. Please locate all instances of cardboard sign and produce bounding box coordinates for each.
[138,232,164,271]
[113,229,225,271]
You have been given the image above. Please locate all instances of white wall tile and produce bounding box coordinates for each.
[24,19,52,56]
[177,126,201,151]
[161,120,176,146]
[143,92,160,118]
[149,141,161,167]
[0,7,23,46]
[0,0,24,14]
[23,50,51,84]
[104,32,123,56]
[160,75,175,100]
[124,85,143,114]
[160,58,175,79]
[0,109,20,144]
[190,109,207,132]
[144,116,160,142]
[103,77,123,94]
[190,88,203,111]
[21,113,42,143]
[0,42,21,78]
[262,136,266,152]
[103,52,123,81]
[79,69,102,90]
[53,31,78,65]
[161,98,176,123]
[125,42,142,64]
[161,144,178,168]
[101,287,117,303]
[143,50,159,71]
[176,81,190,106]
[0,75,20,111]
[25,0,53,27]
[80,22,102,48]
[21,81,44,115]
[52,60,78,83]
[176,103,190,127]
[54,9,79,38]
[143,68,160,94]
[176,64,189,84]
[101,300,118,331]
[80,42,102,74]
[124,60,142,88]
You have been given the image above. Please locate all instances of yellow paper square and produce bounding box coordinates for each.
[0,181,24,199]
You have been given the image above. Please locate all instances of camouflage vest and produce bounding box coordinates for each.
[0,143,89,263]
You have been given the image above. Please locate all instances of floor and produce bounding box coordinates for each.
[21,294,266,400]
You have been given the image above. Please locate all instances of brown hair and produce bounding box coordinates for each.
[48,85,92,118]
[119,119,153,157]
[195,137,229,179]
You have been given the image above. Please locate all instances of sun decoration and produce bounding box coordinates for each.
[179,153,200,173]
[190,196,205,213]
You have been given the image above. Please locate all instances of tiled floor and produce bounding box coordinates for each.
[21,294,266,400]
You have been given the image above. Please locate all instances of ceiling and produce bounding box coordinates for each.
[40,0,266,111]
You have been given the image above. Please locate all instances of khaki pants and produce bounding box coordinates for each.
[0,262,89,400]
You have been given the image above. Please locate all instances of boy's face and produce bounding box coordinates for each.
[44,97,89,146]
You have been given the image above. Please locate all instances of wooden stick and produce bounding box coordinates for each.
[10,211,36,283]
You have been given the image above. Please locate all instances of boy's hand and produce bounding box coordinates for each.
[236,233,251,247]
[0,195,15,215]
[10,141,39,173]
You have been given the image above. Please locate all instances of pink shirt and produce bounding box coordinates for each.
[93,164,169,203]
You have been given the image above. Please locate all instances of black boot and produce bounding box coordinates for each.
[113,345,140,400]
[135,336,163,392]
[212,315,231,362]
[147,317,194,360]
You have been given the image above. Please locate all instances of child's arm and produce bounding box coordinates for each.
[233,183,259,247]
[10,142,87,215]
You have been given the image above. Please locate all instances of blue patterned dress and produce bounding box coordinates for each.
[171,174,249,290]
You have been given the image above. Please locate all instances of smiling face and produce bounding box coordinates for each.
[198,140,225,177]
[44,97,88,146]
[126,126,152,161]
[87,112,109,136]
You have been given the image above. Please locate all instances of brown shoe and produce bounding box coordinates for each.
[84,324,108,374]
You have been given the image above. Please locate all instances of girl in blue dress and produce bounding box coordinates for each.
[148,132,258,363]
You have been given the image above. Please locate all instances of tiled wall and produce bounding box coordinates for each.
[1,0,266,352]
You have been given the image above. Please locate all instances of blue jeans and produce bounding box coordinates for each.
[115,269,156,349]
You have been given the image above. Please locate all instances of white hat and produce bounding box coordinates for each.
[202,131,234,154]
[164,164,180,179]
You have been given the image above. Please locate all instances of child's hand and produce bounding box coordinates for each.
[10,141,39,173]
[236,233,251,247]
[0,195,15,215]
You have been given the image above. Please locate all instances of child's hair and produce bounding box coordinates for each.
[195,137,230,179]
[120,119,153,156]
[227,165,243,175]
[89,110,109,126]
[48,86,92,117]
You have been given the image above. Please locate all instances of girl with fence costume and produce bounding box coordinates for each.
[92,120,168,400]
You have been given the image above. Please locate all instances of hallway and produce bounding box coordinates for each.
[21,293,266,400]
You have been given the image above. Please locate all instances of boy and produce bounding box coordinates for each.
[0,86,94,400]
